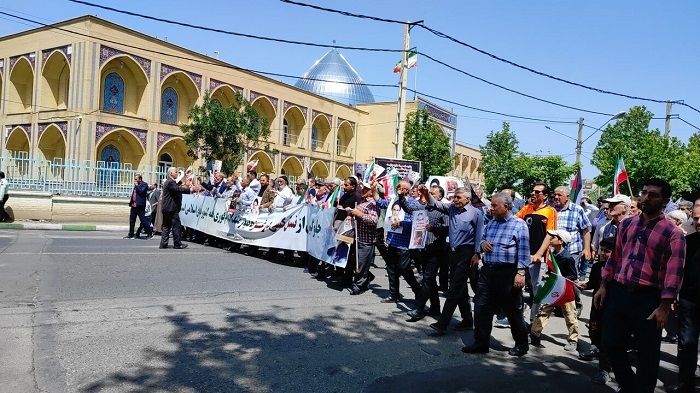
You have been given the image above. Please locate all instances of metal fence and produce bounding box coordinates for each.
[0,152,167,198]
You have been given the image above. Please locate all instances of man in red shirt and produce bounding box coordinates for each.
[594,178,685,393]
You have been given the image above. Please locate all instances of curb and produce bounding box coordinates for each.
[0,222,128,231]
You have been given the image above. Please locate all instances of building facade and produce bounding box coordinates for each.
[0,15,482,193]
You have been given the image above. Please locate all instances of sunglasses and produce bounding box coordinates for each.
[531,190,543,194]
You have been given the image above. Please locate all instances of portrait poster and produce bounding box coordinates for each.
[409,210,428,249]
[384,197,405,234]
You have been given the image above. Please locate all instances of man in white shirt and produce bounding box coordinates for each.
[270,175,294,209]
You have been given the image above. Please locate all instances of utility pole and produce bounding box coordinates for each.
[665,100,672,137]
[575,117,584,167]
[394,22,411,158]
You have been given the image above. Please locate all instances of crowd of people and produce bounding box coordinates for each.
[124,169,698,393]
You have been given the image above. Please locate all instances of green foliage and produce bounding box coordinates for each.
[591,106,689,196]
[403,110,453,176]
[517,154,576,194]
[479,122,522,193]
[180,91,270,175]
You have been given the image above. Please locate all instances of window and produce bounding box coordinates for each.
[161,87,179,124]
[283,119,290,145]
[158,153,173,174]
[311,125,318,151]
[103,73,124,114]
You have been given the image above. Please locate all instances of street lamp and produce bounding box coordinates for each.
[582,111,627,144]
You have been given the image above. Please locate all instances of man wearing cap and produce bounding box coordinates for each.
[530,229,580,351]
[596,194,631,248]
[552,186,592,281]
[595,178,686,393]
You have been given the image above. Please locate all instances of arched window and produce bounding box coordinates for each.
[103,73,125,114]
[311,125,318,151]
[283,119,290,145]
[158,153,173,174]
[161,87,179,124]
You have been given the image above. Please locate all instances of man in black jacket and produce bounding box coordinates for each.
[669,204,700,393]
[125,174,152,239]
[160,167,196,249]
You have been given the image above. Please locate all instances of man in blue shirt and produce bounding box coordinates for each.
[373,180,422,303]
[464,192,531,357]
[414,186,484,334]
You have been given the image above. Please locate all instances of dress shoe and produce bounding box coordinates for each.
[462,344,489,354]
[123,235,134,239]
[508,345,528,357]
[143,234,153,240]
[380,296,400,303]
[578,345,599,361]
[666,383,694,393]
[429,323,447,335]
[591,370,611,385]
[159,245,169,249]
[406,309,426,322]
[454,320,474,331]
[348,285,365,296]
[174,244,188,249]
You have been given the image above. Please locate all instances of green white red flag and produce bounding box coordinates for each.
[380,167,399,198]
[570,167,583,205]
[393,51,418,73]
[534,250,576,307]
[325,182,341,208]
[613,156,628,195]
[363,162,385,183]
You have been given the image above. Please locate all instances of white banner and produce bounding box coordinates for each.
[179,195,350,266]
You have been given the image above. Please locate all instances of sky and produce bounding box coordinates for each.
[1,0,699,180]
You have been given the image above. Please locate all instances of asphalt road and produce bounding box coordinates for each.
[0,229,680,392]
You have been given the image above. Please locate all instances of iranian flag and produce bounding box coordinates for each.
[363,162,385,183]
[380,167,399,198]
[247,159,259,171]
[613,156,628,195]
[325,182,341,208]
[570,167,583,205]
[534,250,576,307]
[393,51,418,73]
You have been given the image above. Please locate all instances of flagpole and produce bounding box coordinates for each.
[626,178,634,196]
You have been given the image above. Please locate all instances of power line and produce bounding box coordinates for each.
[62,1,619,117]
[279,0,700,115]
[678,117,700,132]
[0,10,587,127]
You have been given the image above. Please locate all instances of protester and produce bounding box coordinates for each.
[594,178,686,393]
[464,192,530,357]
[0,171,10,222]
[345,181,379,295]
[552,186,592,281]
[124,174,152,240]
[160,167,197,250]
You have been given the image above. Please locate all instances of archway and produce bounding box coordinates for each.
[37,125,67,181]
[248,151,275,176]
[8,57,34,113]
[161,72,199,125]
[336,121,354,157]
[281,156,303,179]
[311,115,331,153]
[310,161,329,180]
[41,50,70,110]
[95,129,146,177]
[211,85,239,109]
[251,97,276,133]
[283,106,305,147]
[157,138,192,174]
[5,127,31,176]
[335,164,351,179]
[469,158,479,180]
[461,156,470,178]
[100,56,149,117]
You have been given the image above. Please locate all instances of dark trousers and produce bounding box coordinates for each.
[353,242,375,290]
[588,290,612,372]
[473,265,528,349]
[128,205,152,237]
[677,298,700,387]
[602,281,662,393]
[375,227,390,264]
[160,211,183,247]
[386,245,421,299]
[0,194,8,222]
[415,242,444,312]
[436,244,475,327]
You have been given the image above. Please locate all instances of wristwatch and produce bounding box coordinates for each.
[517,269,526,277]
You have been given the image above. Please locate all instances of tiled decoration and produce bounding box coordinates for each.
[96,122,148,151]
[161,87,179,124]
[160,64,202,93]
[99,46,151,78]
[41,46,72,69]
[102,72,125,114]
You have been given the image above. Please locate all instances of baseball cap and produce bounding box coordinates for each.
[547,229,572,244]
[603,194,632,207]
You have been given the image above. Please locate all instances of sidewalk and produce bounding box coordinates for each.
[0,221,128,231]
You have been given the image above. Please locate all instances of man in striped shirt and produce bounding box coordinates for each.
[464,192,530,357]
[595,178,686,393]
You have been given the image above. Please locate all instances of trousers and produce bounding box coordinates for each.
[435,244,475,328]
[160,211,183,248]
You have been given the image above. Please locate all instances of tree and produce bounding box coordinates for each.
[591,106,688,196]
[517,154,576,194]
[181,91,271,175]
[479,122,521,193]
[403,110,453,177]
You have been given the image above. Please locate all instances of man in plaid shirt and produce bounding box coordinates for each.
[344,181,379,295]
[464,192,530,357]
[595,178,686,393]
[553,186,592,279]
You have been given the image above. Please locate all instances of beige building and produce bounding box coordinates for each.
[0,15,482,192]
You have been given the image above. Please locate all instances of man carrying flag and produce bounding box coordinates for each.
[614,156,630,195]
[530,230,580,351]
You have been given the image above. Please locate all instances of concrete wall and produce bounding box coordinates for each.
[5,191,129,224]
